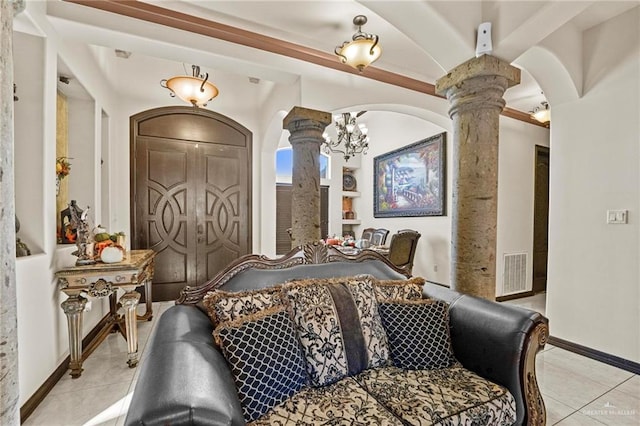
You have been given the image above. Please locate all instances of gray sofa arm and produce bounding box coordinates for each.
[125,305,244,426]
[423,282,548,426]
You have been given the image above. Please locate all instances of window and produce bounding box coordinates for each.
[276,147,329,183]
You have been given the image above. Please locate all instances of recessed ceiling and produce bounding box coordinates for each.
[45,0,636,118]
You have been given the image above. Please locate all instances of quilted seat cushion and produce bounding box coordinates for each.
[249,376,403,426]
[354,365,517,425]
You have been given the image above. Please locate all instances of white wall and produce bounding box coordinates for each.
[14,31,45,254]
[17,1,638,410]
[347,111,451,283]
[67,98,96,211]
[546,8,640,363]
[496,117,550,295]
[13,3,118,405]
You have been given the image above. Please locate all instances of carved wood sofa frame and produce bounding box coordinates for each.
[172,242,547,425]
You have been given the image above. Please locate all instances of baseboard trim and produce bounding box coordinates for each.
[20,313,111,423]
[496,290,536,302]
[548,335,640,375]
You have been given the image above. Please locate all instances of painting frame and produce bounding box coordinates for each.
[373,133,446,218]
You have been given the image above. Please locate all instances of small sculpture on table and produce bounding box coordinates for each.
[68,201,95,266]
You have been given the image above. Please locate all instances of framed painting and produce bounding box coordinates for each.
[374,133,446,217]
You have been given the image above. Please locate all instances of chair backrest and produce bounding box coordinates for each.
[361,228,375,242]
[387,229,421,275]
[371,228,389,246]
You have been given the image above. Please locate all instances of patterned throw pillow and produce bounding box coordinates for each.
[283,276,390,387]
[203,286,283,325]
[214,307,307,423]
[372,276,425,302]
[378,299,456,370]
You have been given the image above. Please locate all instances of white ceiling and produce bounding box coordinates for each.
[39,0,638,115]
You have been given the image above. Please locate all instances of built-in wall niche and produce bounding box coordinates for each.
[100,109,110,231]
[56,59,97,245]
[13,31,45,255]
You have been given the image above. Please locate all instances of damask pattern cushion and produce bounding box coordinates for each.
[213,307,307,423]
[372,276,425,302]
[283,276,390,387]
[203,286,283,325]
[378,299,456,370]
[354,365,517,426]
[249,376,403,425]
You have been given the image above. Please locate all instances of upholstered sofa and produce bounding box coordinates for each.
[125,243,548,425]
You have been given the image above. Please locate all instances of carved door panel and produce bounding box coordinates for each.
[133,137,198,300]
[131,107,251,301]
[196,144,250,284]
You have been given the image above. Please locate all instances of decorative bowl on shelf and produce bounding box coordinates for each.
[342,171,357,191]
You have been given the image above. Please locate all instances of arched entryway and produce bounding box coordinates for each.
[130,106,252,300]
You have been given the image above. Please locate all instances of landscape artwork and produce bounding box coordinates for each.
[373,133,446,217]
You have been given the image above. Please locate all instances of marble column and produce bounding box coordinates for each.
[1,1,25,423]
[436,55,520,300]
[283,107,331,248]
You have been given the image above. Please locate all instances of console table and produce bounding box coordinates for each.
[55,249,155,378]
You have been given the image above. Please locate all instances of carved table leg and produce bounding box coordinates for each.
[120,291,141,368]
[61,296,87,378]
[136,277,153,321]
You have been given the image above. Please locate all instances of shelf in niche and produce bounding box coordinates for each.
[342,191,361,197]
[342,219,361,225]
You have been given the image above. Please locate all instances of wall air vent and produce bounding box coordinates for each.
[503,252,527,294]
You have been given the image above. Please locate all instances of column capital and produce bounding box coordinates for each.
[283,106,331,132]
[435,55,520,118]
[283,106,332,128]
[435,54,520,95]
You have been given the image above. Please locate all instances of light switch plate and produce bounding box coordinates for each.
[607,209,628,224]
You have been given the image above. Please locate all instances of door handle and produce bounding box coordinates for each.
[197,224,204,235]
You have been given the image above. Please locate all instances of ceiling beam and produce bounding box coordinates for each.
[63,0,546,127]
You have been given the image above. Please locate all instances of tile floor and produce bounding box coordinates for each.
[23,295,639,426]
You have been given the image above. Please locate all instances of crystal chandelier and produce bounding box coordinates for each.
[322,112,369,162]
[335,15,382,72]
[160,65,219,108]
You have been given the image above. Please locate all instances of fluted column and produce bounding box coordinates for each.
[436,55,520,300]
[1,1,25,425]
[283,107,331,248]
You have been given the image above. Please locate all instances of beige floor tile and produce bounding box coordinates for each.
[555,411,607,425]
[542,395,576,425]
[536,357,612,410]
[23,381,131,426]
[503,292,547,315]
[581,388,640,426]
[49,347,137,396]
[615,375,640,399]
[541,347,634,389]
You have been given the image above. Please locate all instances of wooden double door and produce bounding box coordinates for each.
[131,107,252,301]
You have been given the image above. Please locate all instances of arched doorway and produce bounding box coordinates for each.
[130,106,252,300]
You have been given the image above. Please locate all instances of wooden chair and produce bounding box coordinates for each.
[387,229,421,275]
[361,228,375,242]
[371,228,390,246]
